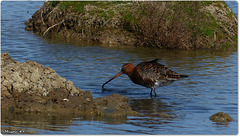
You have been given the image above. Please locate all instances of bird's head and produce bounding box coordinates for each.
[121,63,135,76]
[102,63,135,89]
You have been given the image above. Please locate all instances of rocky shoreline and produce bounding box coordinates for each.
[1,53,138,117]
[1,53,234,124]
[25,1,237,49]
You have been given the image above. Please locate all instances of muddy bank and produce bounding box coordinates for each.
[1,53,138,117]
[25,1,237,49]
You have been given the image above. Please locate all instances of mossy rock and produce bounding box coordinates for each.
[209,112,233,122]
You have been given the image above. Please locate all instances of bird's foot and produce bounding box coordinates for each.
[150,94,157,99]
[150,92,157,99]
[102,87,106,92]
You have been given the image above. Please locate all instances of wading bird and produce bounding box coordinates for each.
[102,59,188,97]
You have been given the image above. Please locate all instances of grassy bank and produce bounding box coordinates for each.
[25,1,237,50]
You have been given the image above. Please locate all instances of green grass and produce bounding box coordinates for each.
[176,2,223,38]
[48,1,132,21]
[48,1,131,13]
[232,35,238,43]
[59,1,92,13]
[49,1,60,7]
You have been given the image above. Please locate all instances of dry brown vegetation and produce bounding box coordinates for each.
[131,1,237,49]
[134,2,193,49]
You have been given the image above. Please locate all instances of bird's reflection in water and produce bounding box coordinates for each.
[127,98,176,129]
[129,98,175,118]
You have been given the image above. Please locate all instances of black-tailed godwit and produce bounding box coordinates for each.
[102,59,188,97]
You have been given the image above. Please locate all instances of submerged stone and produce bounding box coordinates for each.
[209,112,233,122]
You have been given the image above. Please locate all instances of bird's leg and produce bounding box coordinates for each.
[153,88,157,97]
[150,88,157,97]
[150,89,153,96]
[150,88,157,99]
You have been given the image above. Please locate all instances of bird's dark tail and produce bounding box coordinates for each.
[180,74,188,78]
[148,59,161,63]
[166,74,188,80]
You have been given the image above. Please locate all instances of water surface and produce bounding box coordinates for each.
[1,1,238,135]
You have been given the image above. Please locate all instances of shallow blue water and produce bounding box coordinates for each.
[1,1,238,135]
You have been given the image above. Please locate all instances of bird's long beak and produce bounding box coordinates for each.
[102,72,123,89]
